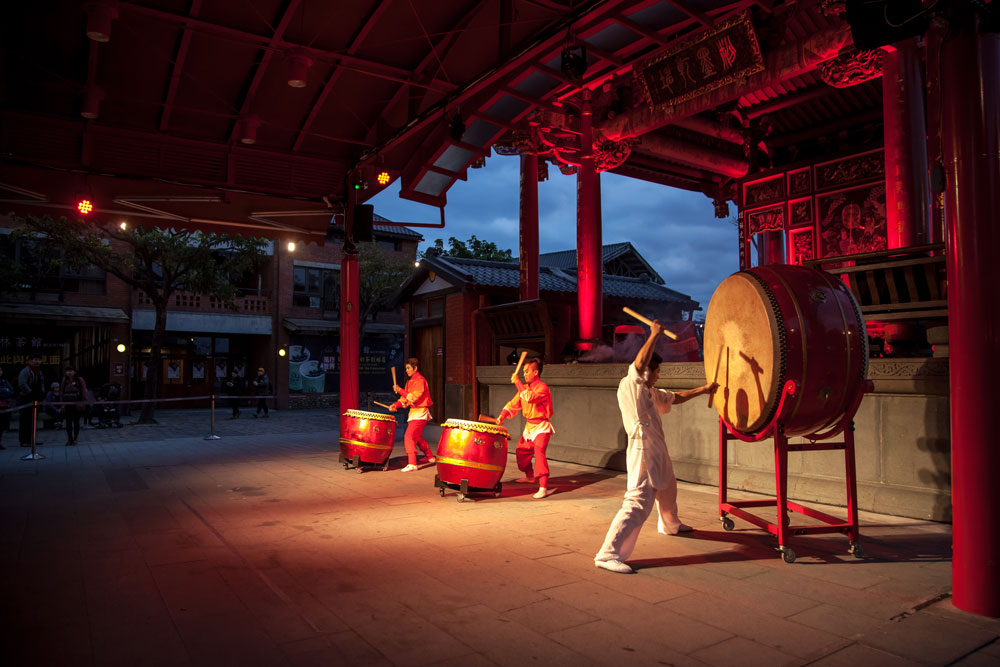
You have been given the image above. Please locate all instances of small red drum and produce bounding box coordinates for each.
[435,419,510,491]
[339,409,396,466]
[704,264,868,437]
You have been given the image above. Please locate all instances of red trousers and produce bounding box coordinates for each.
[516,432,551,486]
[404,419,432,465]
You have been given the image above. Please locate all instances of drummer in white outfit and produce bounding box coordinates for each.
[595,319,717,574]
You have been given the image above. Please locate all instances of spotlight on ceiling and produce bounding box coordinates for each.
[560,45,587,82]
[238,116,261,145]
[81,85,104,119]
[86,1,119,43]
[287,53,313,88]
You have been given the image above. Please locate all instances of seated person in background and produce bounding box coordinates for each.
[42,383,63,429]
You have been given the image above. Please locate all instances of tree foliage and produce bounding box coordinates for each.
[356,241,414,340]
[14,215,267,422]
[428,235,513,261]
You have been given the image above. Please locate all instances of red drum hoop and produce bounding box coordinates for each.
[704,265,868,437]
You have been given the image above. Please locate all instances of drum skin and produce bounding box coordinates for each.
[339,410,397,464]
[435,419,510,490]
[703,264,868,437]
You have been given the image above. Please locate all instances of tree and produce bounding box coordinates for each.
[15,215,267,423]
[427,235,513,261]
[357,241,414,340]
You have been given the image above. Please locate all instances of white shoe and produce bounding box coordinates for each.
[659,523,694,535]
[595,559,634,574]
[533,487,554,499]
[400,464,418,472]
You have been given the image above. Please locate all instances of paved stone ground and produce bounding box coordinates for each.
[0,410,997,667]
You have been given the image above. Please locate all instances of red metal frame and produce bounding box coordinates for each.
[718,380,872,562]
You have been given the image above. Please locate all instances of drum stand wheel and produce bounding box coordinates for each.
[720,515,735,531]
[493,481,503,499]
[778,545,797,564]
[848,541,865,559]
[457,479,470,503]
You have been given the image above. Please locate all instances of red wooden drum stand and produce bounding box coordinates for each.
[718,380,872,563]
[339,409,397,472]
[705,265,873,562]
[433,419,510,502]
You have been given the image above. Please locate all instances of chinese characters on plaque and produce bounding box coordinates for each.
[637,12,764,109]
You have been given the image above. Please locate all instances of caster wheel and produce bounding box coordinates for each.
[439,488,446,497]
[457,494,466,503]
[721,517,735,531]
[494,482,503,498]
[382,461,390,471]
[849,542,865,558]
[780,546,797,564]
[356,466,364,474]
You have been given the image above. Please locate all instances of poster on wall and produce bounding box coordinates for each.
[287,334,404,394]
[192,360,205,380]
[215,360,228,378]
[817,183,887,258]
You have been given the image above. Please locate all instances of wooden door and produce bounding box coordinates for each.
[412,325,444,422]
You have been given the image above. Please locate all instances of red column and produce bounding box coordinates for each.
[883,38,931,249]
[761,231,785,265]
[941,18,1000,618]
[576,91,602,351]
[339,246,360,412]
[519,152,540,302]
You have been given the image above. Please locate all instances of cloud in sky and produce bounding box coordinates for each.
[369,156,739,311]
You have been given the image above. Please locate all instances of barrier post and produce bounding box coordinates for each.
[21,401,45,461]
[205,394,221,440]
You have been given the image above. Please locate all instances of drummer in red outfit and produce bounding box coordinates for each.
[389,358,435,472]
[497,357,555,499]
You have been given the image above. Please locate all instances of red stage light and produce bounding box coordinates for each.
[377,170,390,185]
[77,199,94,214]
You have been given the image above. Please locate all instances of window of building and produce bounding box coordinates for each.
[378,240,401,252]
[293,266,339,310]
[2,237,107,295]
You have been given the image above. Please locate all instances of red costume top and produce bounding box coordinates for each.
[499,378,554,433]
[392,371,433,410]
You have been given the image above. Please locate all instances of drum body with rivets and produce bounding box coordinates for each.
[703,265,868,437]
[339,410,397,464]
[435,419,510,490]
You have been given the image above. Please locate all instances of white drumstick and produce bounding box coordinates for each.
[622,307,679,340]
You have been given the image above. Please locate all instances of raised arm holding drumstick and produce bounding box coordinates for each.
[594,318,717,574]
[497,353,556,499]
[389,358,435,472]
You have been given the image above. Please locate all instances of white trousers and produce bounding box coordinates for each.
[594,447,680,563]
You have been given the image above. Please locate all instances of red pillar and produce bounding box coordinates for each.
[883,38,931,249]
[576,91,602,351]
[519,152,540,302]
[339,246,360,412]
[761,231,785,265]
[941,17,1000,618]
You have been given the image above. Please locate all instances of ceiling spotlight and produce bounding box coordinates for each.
[81,85,104,119]
[237,115,261,145]
[86,1,119,43]
[560,45,588,81]
[377,170,391,186]
[77,198,94,215]
[287,53,313,88]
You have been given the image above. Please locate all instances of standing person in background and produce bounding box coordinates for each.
[60,366,89,446]
[224,369,245,419]
[17,352,45,447]
[389,358,435,472]
[594,320,717,574]
[497,357,555,499]
[252,367,271,418]
[0,367,14,450]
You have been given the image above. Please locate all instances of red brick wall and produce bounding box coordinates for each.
[444,292,477,385]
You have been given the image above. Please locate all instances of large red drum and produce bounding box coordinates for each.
[435,419,510,490]
[339,409,396,465]
[703,264,868,437]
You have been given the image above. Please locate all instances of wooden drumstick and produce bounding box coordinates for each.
[478,414,499,424]
[374,401,393,410]
[622,307,679,340]
[709,343,724,408]
[391,366,397,388]
[513,350,528,377]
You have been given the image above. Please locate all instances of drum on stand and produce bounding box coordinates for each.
[703,264,868,438]
[339,409,397,472]
[433,419,510,502]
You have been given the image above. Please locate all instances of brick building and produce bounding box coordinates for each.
[0,215,420,409]
[395,243,699,421]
